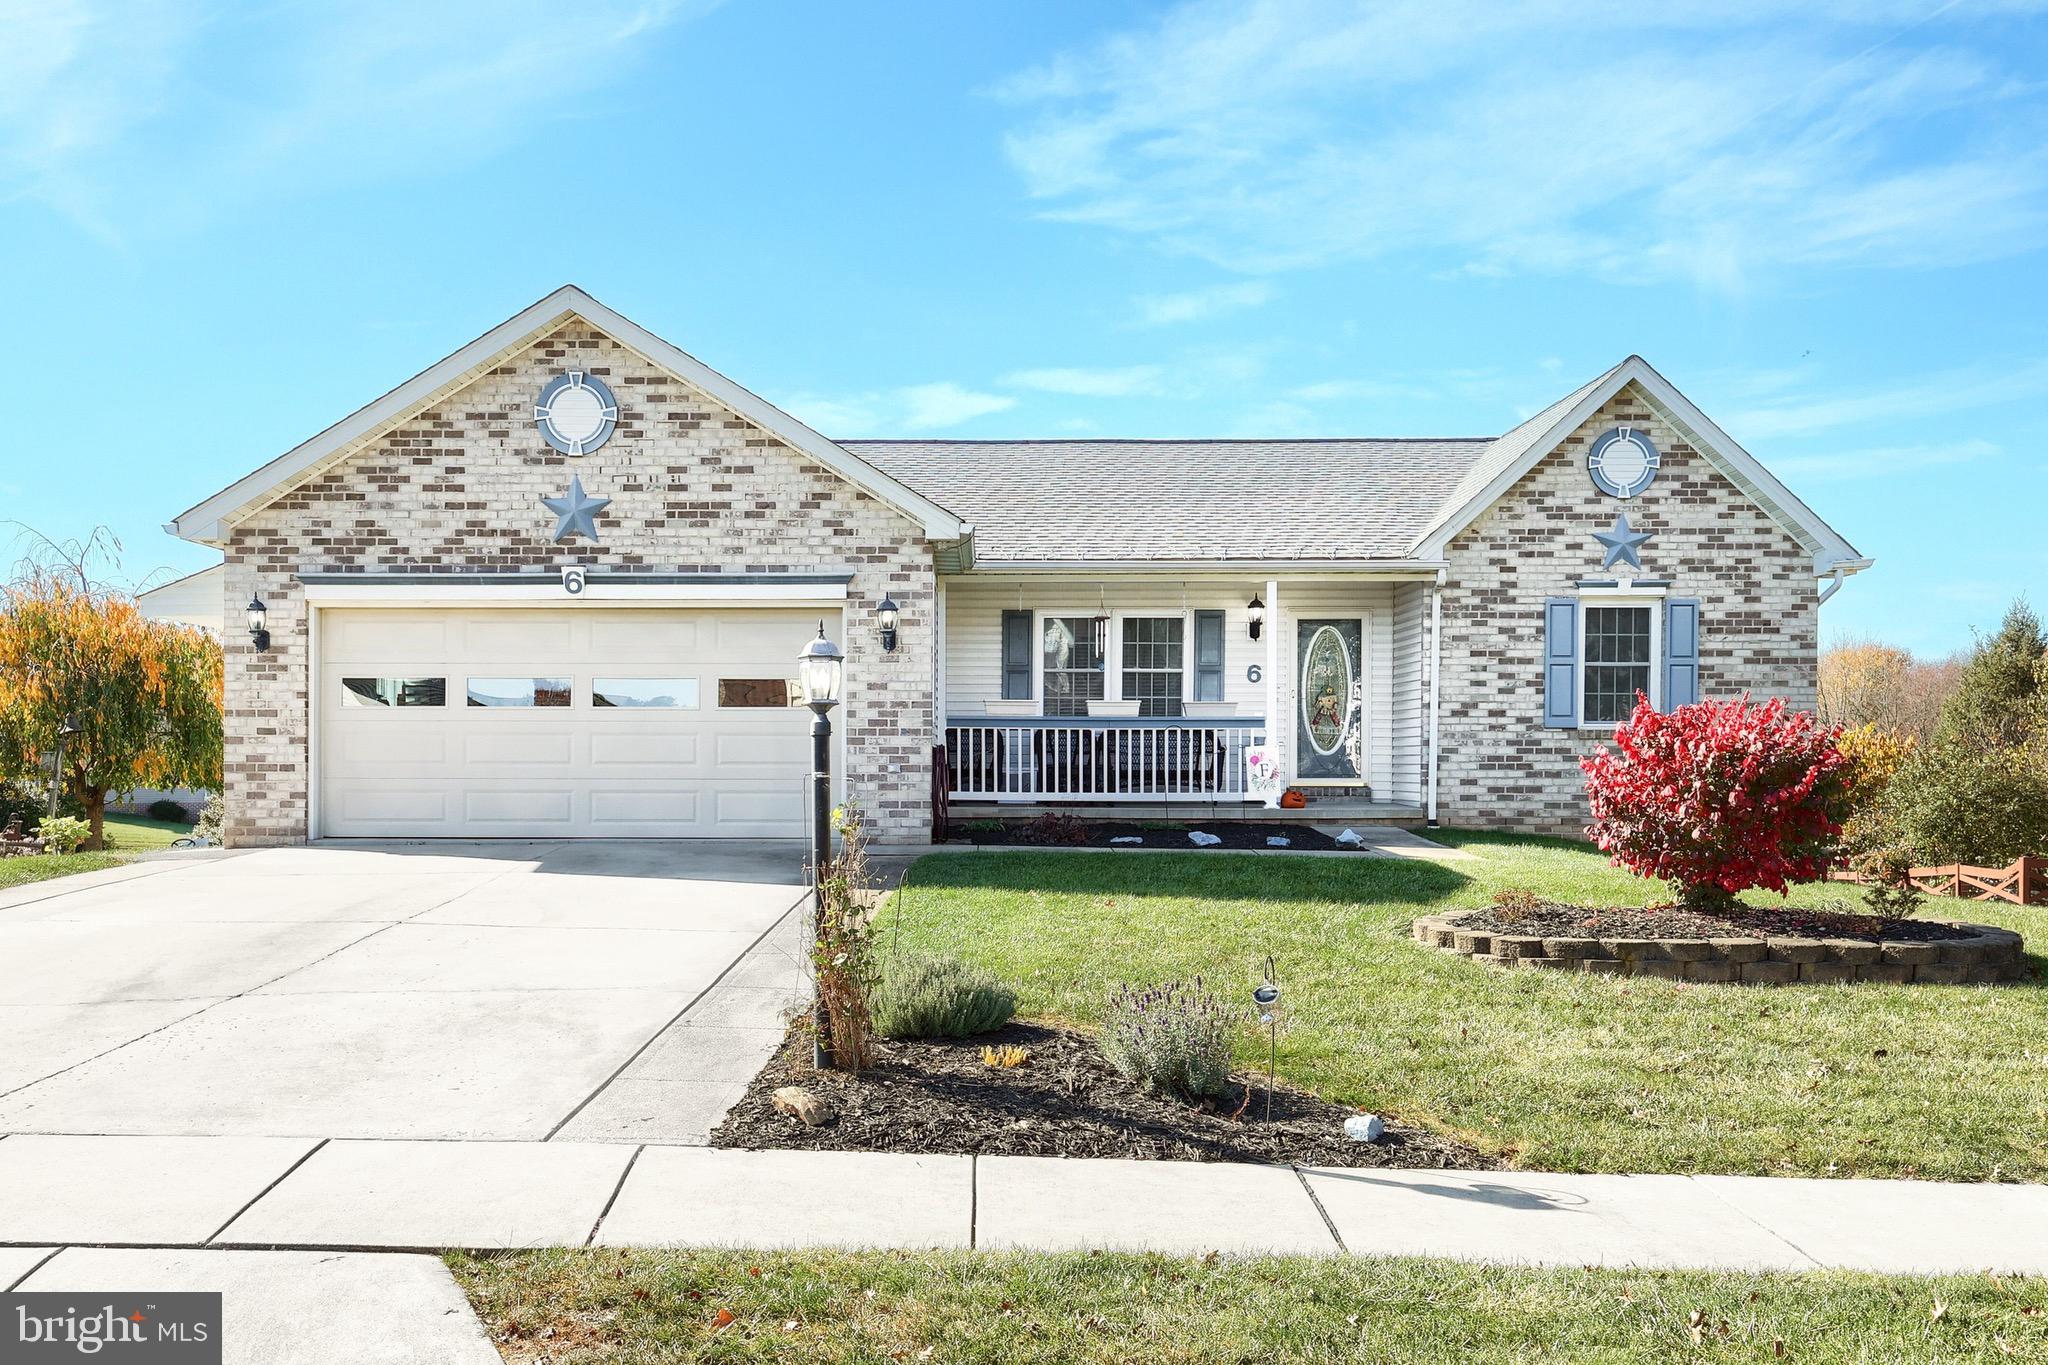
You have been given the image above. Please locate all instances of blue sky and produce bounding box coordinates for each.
[3,0,2044,656]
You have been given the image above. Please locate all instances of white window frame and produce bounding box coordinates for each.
[1111,609,1195,716]
[1577,589,1664,730]
[1028,608,1196,717]
[1031,607,1108,718]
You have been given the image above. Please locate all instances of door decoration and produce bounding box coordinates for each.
[1592,510,1652,570]
[534,370,619,455]
[1586,426,1659,498]
[540,475,611,543]
[1295,619,1363,782]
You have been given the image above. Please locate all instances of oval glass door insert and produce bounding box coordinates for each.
[1301,625,1353,756]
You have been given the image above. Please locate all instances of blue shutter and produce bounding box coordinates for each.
[1664,598,1701,709]
[1001,610,1033,700]
[1543,598,1578,728]
[1193,610,1225,702]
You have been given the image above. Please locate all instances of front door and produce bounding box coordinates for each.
[1294,618,1364,785]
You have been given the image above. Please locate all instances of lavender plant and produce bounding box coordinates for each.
[1099,977,1240,1103]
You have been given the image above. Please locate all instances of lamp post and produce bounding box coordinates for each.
[46,713,82,821]
[797,623,845,1069]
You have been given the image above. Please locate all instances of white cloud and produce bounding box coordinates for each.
[1,0,715,238]
[1130,280,1273,326]
[781,383,1015,435]
[1728,357,2048,437]
[1772,438,1999,482]
[901,383,1016,430]
[994,0,2048,286]
[1003,364,1170,397]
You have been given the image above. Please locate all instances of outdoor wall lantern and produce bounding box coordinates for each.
[877,594,900,653]
[1247,593,1265,641]
[796,623,846,1070]
[247,597,271,652]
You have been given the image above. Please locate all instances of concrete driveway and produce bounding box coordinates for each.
[0,842,809,1143]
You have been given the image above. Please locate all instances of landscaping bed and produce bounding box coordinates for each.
[1413,904,2030,985]
[949,819,1353,850]
[712,1022,1494,1170]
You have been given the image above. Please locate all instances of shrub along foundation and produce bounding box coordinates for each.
[1411,909,2030,985]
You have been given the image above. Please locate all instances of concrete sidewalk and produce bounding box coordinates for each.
[3,1134,2045,1275]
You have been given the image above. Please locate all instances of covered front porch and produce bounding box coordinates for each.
[935,569,1436,814]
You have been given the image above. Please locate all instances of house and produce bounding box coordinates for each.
[164,286,1868,847]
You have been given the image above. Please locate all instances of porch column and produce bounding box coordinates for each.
[1263,578,1281,782]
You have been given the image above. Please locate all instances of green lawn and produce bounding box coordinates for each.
[888,834,2048,1181]
[0,812,194,891]
[453,1248,2048,1364]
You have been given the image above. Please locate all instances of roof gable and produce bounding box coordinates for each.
[167,286,965,547]
[1407,357,1867,575]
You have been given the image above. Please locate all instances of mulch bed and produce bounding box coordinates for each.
[1459,899,1976,944]
[711,1021,1495,1170]
[949,820,1354,851]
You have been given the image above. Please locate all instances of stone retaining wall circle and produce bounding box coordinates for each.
[1410,909,2030,985]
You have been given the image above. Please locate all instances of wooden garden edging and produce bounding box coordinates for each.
[1830,856,2048,907]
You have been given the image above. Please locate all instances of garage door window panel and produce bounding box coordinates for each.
[718,678,794,708]
[593,678,700,709]
[342,677,446,707]
[466,677,572,708]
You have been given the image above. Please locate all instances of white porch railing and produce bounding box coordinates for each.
[944,718,1268,802]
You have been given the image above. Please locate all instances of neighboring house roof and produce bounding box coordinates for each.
[851,439,1488,564]
[134,562,225,633]
[166,286,966,548]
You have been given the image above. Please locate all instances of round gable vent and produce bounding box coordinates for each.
[534,371,619,455]
[1587,426,1659,499]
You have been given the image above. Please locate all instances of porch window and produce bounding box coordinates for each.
[1581,604,1654,725]
[1041,616,1105,716]
[1120,616,1185,717]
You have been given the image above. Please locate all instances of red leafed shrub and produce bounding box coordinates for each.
[1580,694,1855,909]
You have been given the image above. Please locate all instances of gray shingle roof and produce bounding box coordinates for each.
[847,438,1493,562]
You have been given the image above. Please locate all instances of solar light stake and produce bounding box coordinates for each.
[1251,956,1281,1123]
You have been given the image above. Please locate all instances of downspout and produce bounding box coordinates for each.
[1426,568,1444,827]
[1816,567,1849,605]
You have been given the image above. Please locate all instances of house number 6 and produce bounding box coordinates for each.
[1247,664,1263,683]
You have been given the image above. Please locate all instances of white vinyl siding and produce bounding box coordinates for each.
[1388,581,1428,806]
[942,576,1407,798]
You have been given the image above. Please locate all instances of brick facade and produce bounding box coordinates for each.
[1433,382,1818,834]
[223,322,935,846]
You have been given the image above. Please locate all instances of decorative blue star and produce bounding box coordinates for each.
[1593,511,1652,570]
[540,475,610,544]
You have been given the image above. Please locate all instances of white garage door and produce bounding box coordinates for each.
[316,607,829,838]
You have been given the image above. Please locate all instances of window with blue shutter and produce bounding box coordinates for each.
[1193,610,1225,702]
[1543,598,1578,728]
[1664,598,1701,709]
[1001,610,1033,700]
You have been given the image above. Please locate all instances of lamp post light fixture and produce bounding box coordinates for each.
[247,597,271,652]
[46,713,82,821]
[797,623,845,1069]
[1247,593,1265,641]
[877,594,900,653]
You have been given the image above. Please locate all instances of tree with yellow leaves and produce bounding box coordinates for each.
[0,568,222,850]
